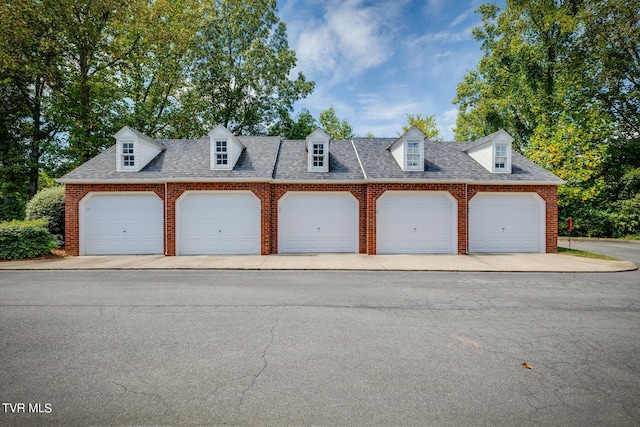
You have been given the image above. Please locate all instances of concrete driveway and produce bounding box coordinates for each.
[1,240,639,426]
[0,252,636,272]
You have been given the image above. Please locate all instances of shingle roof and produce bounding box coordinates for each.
[59,136,280,182]
[272,139,365,181]
[59,133,563,184]
[352,138,564,183]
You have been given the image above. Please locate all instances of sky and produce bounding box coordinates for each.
[277,0,505,140]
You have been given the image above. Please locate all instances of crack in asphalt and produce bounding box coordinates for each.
[237,307,288,413]
[112,381,174,423]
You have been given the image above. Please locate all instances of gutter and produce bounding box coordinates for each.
[56,177,565,186]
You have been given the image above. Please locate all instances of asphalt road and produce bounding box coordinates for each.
[1,243,639,426]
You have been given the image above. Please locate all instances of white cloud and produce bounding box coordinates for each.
[288,0,405,84]
[439,108,459,141]
[448,6,476,28]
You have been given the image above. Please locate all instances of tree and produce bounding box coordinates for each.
[452,0,639,237]
[401,113,442,140]
[190,0,314,135]
[49,0,145,166]
[318,106,355,140]
[114,0,204,139]
[0,0,62,200]
[269,108,317,139]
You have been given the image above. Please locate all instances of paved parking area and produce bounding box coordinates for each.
[1,265,639,426]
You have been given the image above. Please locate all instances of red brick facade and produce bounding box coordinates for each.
[65,182,558,256]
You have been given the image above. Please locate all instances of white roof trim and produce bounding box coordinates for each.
[57,177,564,185]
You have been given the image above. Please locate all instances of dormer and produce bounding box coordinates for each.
[209,125,245,170]
[388,126,425,171]
[306,128,330,172]
[115,126,164,172]
[465,129,513,174]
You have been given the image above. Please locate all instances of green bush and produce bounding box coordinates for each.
[25,186,65,243]
[0,219,57,260]
[0,194,26,222]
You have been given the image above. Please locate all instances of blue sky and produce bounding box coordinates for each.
[277,0,504,140]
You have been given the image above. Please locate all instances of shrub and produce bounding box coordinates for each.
[26,186,65,243]
[0,193,26,222]
[0,219,57,260]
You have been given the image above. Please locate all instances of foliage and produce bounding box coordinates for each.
[0,219,56,260]
[319,106,355,140]
[269,108,317,139]
[25,186,65,240]
[401,114,442,140]
[114,0,204,139]
[0,0,313,213]
[190,0,314,135]
[453,0,640,238]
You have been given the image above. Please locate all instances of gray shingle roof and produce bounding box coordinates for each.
[59,136,280,182]
[352,138,563,183]
[59,133,562,184]
[272,139,365,181]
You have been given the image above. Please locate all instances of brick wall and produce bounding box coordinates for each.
[65,182,559,256]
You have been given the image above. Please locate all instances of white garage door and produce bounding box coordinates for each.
[279,192,358,253]
[81,193,164,255]
[177,191,260,255]
[469,193,545,253]
[377,191,457,254]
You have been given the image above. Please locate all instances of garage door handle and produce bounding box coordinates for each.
[317,227,320,232]
[123,230,126,233]
[414,228,417,233]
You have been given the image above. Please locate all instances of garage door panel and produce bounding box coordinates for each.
[279,193,358,253]
[376,192,457,254]
[82,193,164,255]
[177,192,260,255]
[469,193,544,253]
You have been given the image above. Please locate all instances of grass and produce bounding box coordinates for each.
[557,246,622,261]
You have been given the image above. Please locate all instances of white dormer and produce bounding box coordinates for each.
[115,126,164,172]
[465,129,513,174]
[388,126,425,171]
[306,128,330,172]
[209,125,245,170]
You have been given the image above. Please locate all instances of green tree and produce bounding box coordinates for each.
[115,0,204,139]
[49,0,144,166]
[318,106,355,140]
[190,0,314,135]
[0,0,62,200]
[401,113,442,140]
[451,0,640,237]
[269,108,317,139]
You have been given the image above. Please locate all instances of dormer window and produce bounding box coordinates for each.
[494,144,508,170]
[306,128,331,172]
[215,140,229,166]
[388,127,426,172]
[121,141,135,169]
[312,143,325,168]
[114,126,164,172]
[406,141,421,170]
[209,125,245,170]
[465,129,513,174]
